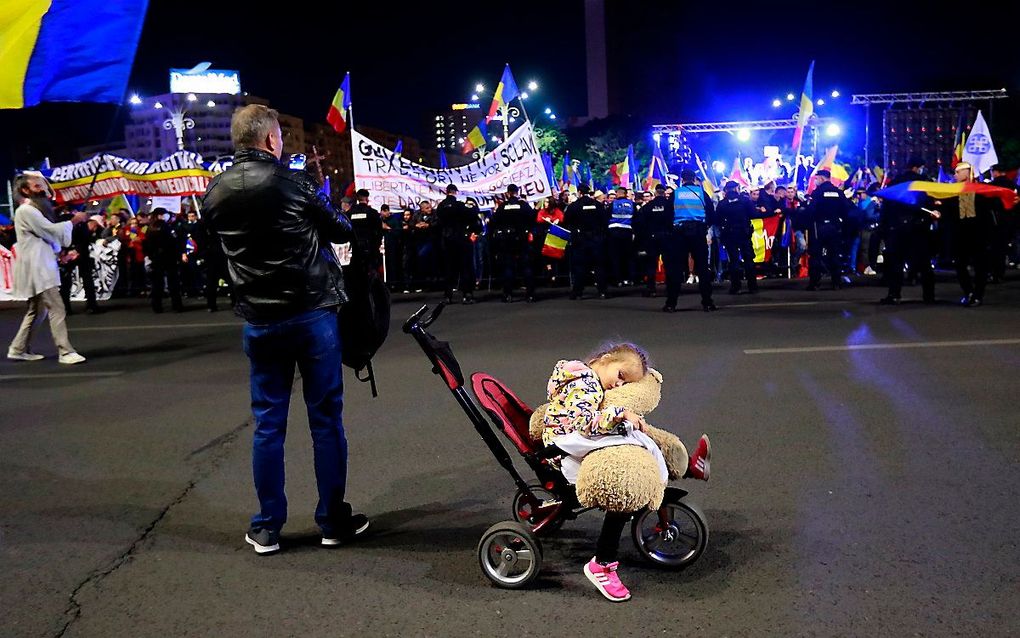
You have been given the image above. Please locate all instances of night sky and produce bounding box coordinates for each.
[3,0,1019,172]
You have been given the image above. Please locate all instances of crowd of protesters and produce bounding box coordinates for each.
[355,158,1019,308]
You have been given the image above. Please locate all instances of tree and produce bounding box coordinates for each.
[533,123,567,157]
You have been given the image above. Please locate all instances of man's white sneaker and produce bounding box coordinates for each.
[58,352,87,365]
[7,350,44,361]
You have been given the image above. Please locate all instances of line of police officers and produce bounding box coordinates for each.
[343,161,1017,308]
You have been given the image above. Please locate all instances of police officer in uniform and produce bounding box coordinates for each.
[716,181,760,294]
[348,189,383,270]
[607,185,636,287]
[634,183,672,297]
[436,184,481,304]
[664,170,716,312]
[879,158,936,304]
[805,169,851,291]
[562,184,609,299]
[488,184,535,302]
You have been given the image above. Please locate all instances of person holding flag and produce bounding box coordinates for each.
[939,163,994,307]
[878,157,937,305]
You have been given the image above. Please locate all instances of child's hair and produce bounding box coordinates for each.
[586,342,649,374]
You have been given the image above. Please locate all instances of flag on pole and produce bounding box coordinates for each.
[485,64,520,125]
[541,152,556,191]
[951,109,967,168]
[962,110,998,176]
[327,72,352,134]
[645,144,669,189]
[0,0,149,109]
[807,146,849,193]
[693,153,715,198]
[439,149,449,169]
[106,193,133,216]
[729,158,750,188]
[393,140,403,156]
[792,61,815,153]
[462,119,488,153]
[627,145,636,189]
[560,150,572,190]
[541,223,570,259]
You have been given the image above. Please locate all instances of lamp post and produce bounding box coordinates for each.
[163,108,195,152]
[162,108,200,212]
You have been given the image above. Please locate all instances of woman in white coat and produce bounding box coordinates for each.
[6,174,90,364]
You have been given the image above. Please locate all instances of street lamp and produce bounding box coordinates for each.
[163,109,195,151]
[712,160,727,173]
[520,92,529,100]
[186,93,197,102]
[831,90,840,98]
[475,83,485,93]
[206,100,216,108]
[772,98,782,108]
[544,107,552,114]
[527,80,538,91]
[736,129,751,142]
[825,123,841,137]
[787,93,795,101]
[470,94,478,101]
[816,98,825,106]
[129,94,142,105]
[549,114,557,120]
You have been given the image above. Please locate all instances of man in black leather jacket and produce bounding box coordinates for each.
[202,104,368,555]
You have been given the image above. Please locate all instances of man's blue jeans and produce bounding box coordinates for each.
[242,308,350,537]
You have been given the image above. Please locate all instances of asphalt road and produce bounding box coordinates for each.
[2,274,1018,637]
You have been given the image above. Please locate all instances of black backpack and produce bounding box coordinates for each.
[339,245,390,397]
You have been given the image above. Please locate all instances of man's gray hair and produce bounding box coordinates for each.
[230,104,280,150]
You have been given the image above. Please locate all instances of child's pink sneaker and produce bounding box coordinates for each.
[687,434,711,481]
[584,557,631,602]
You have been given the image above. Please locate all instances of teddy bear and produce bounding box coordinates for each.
[528,368,691,513]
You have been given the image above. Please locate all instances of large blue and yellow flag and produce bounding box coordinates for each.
[1,0,149,109]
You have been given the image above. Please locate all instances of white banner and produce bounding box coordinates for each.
[0,240,120,302]
[352,121,552,210]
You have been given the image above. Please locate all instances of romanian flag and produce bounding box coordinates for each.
[327,73,352,134]
[462,119,488,153]
[951,109,967,168]
[486,64,520,124]
[541,223,570,259]
[751,216,783,263]
[1,1,149,109]
[807,145,849,193]
[645,144,669,190]
[729,158,750,188]
[439,149,448,169]
[874,181,1019,209]
[694,152,715,198]
[561,150,579,192]
[612,145,635,188]
[792,61,815,153]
